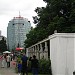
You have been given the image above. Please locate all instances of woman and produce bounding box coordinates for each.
[1,54,7,68]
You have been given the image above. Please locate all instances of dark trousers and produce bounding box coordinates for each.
[22,69,28,75]
[21,64,28,75]
[7,62,10,67]
[22,71,28,75]
[32,68,38,75]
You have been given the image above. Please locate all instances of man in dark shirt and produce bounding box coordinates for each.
[21,53,28,75]
[29,55,39,75]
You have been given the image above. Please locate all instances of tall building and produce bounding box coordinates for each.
[7,16,31,51]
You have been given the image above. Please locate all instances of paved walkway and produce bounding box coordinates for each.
[0,67,18,75]
[0,59,18,75]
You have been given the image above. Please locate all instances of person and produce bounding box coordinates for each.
[29,55,39,75]
[17,61,22,75]
[1,54,7,68]
[10,53,13,61]
[21,53,28,75]
[6,53,11,68]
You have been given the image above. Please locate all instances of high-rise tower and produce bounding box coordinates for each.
[7,16,31,51]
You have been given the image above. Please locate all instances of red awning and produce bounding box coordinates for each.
[16,48,24,51]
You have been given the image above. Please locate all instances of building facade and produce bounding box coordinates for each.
[7,16,31,51]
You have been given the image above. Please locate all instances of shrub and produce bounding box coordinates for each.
[16,56,52,75]
[38,59,52,74]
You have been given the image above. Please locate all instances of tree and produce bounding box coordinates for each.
[0,37,7,52]
[34,0,75,32]
[25,0,75,47]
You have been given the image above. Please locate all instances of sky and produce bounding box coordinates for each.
[0,0,46,37]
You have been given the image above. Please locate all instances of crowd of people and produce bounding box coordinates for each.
[0,52,39,75]
[17,53,39,75]
[1,53,11,68]
[0,52,17,68]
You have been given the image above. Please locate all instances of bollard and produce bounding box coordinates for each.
[73,71,75,75]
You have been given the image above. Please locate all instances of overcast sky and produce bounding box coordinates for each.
[0,0,46,37]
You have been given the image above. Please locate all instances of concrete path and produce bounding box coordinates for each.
[0,59,18,75]
[0,67,18,75]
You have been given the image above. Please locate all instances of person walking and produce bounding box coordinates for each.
[6,53,11,68]
[17,61,22,75]
[29,55,39,75]
[1,54,7,68]
[21,53,28,75]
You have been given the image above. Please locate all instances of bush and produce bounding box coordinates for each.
[16,56,52,75]
[28,60,32,72]
[28,58,52,74]
[38,59,52,74]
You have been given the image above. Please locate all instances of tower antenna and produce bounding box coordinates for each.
[19,11,21,17]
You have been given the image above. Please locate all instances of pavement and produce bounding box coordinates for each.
[0,59,18,75]
[0,67,18,75]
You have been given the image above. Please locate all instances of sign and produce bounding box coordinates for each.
[16,47,24,51]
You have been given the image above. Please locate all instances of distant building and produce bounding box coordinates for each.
[7,16,31,51]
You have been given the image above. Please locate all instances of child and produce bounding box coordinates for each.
[17,61,22,75]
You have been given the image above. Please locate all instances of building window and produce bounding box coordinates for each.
[13,24,15,25]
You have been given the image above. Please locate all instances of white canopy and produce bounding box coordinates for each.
[3,51,11,54]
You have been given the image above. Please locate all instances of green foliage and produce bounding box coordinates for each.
[24,0,75,48]
[16,56,52,75]
[0,37,7,52]
[27,58,52,74]
[38,59,52,74]
[28,61,32,72]
[17,56,21,63]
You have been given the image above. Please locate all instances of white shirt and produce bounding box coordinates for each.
[7,55,11,62]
